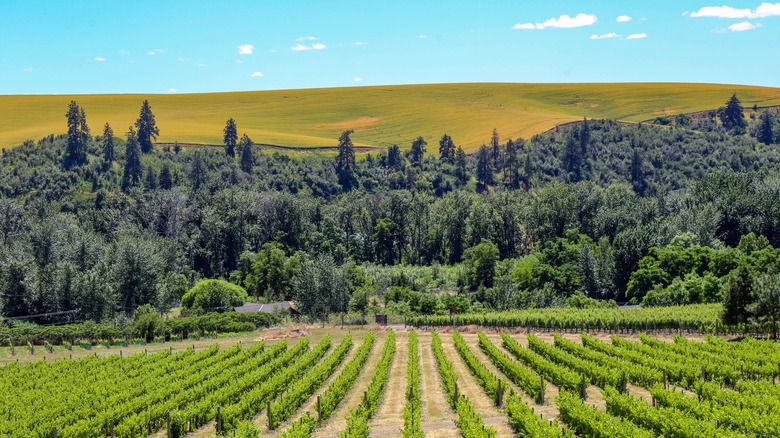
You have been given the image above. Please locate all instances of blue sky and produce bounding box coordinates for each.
[1,1,779,94]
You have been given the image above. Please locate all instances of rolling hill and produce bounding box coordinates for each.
[2,82,780,152]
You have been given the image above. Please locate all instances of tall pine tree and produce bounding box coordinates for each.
[101,122,115,171]
[121,127,142,192]
[336,130,357,191]
[490,128,502,172]
[239,134,254,173]
[64,101,89,169]
[757,111,774,145]
[476,144,493,189]
[719,93,747,132]
[223,118,238,158]
[438,134,455,162]
[410,136,427,168]
[135,100,159,153]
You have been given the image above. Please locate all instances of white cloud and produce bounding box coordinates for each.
[178,57,187,62]
[251,71,264,77]
[355,41,364,45]
[147,49,163,56]
[238,44,254,55]
[729,21,763,31]
[147,51,156,56]
[627,33,648,39]
[168,88,177,93]
[690,3,780,18]
[292,43,326,51]
[617,15,632,22]
[353,77,362,82]
[94,57,106,61]
[196,63,207,67]
[514,13,598,30]
[296,36,317,41]
[418,34,428,38]
[591,33,621,39]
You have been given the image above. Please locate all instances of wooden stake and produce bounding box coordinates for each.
[267,400,273,430]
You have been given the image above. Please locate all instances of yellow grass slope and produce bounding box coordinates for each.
[2,82,780,152]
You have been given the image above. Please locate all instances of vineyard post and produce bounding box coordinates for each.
[364,390,368,407]
[217,406,222,433]
[120,350,122,358]
[663,369,668,389]
[267,400,273,430]
[454,382,459,402]
[166,412,170,438]
[317,395,322,424]
[580,374,587,399]
[701,365,706,382]
[539,375,545,404]
[740,364,744,379]
[110,419,115,437]
[497,379,503,407]
[52,427,57,438]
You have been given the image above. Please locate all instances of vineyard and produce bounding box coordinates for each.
[1,328,779,437]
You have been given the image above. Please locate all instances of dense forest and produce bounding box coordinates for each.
[1,95,780,328]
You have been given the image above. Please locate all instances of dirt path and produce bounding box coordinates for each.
[418,333,454,424]
[314,332,387,437]
[439,336,517,437]
[371,332,408,431]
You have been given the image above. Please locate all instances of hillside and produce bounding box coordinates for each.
[2,82,780,152]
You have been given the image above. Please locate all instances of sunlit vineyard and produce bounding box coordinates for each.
[2,328,779,437]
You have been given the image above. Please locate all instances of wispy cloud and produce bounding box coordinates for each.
[168,88,177,93]
[21,67,32,72]
[355,41,365,45]
[196,63,207,68]
[147,49,164,56]
[690,3,780,18]
[178,57,187,62]
[729,21,763,31]
[292,43,327,51]
[617,15,632,22]
[353,77,362,82]
[251,71,264,77]
[238,44,254,55]
[94,57,106,61]
[417,34,428,39]
[591,33,621,39]
[627,33,648,39]
[296,36,317,41]
[514,13,598,30]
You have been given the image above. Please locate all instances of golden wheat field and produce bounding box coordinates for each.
[3,82,780,152]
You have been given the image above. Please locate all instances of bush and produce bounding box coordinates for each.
[182,279,249,312]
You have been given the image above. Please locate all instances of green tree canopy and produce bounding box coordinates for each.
[464,240,499,289]
[182,279,249,312]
